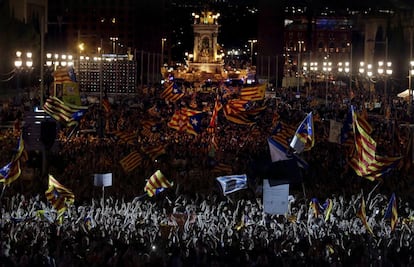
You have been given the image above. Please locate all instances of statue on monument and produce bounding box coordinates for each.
[200,37,210,59]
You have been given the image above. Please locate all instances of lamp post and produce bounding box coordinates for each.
[409,61,414,113]
[377,61,392,100]
[161,38,166,67]
[110,37,119,54]
[322,60,332,107]
[302,61,318,97]
[337,61,350,94]
[14,51,33,102]
[296,41,304,98]
[248,39,257,66]
[359,61,375,102]
[348,42,353,93]
[45,53,74,97]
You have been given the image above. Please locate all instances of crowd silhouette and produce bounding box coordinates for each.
[0,81,414,266]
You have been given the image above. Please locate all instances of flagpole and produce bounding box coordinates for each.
[135,192,148,200]
[66,124,79,140]
[0,184,6,201]
[102,186,105,210]
[301,182,307,200]
[0,185,6,225]
[367,180,382,202]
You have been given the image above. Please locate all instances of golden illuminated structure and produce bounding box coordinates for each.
[163,10,248,84]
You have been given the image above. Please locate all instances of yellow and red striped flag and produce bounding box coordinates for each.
[53,66,75,84]
[160,82,184,102]
[119,151,142,172]
[356,195,374,236]
[144,170,173,197]
[0,160,21,186]
[43,96,88,126]
[383,193,398,231]
[111,130,137,145]
[349,107,401,181]
[0,136,26,186]
[209,94,222,128]
[45,174,75,214]
[239,83,266,101]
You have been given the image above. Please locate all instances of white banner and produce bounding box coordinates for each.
[263,179,289,215]
[94,173,113,187]
[328,119,343,144]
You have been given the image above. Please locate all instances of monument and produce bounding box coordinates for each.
[162,10,249,85]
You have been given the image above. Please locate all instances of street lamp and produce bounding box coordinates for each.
[377,61,392,99]
[44,52,74,98]
[110,37,119,54]
[359,61,375,102]
[322,60,332,106]
[347,42,353,92]
[14,51,33,101]
[161,38,167,66]
[409,60,414,112]
[248,39,257,66]
[297,41,304,98]
[337,61,350,93]
[302,61,318,97]
[46,53,74,70]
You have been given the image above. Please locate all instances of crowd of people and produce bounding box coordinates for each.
[0,80,414,266]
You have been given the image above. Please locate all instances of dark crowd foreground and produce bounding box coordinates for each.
[1,82,414,266]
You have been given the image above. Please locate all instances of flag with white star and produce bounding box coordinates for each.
[160,82,184,102]
[290,112,314,153]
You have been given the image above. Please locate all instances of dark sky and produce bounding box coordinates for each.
[284,0,413,9]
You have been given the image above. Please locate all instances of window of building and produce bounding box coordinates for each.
[329,42,335,53]
[318,42,324,52]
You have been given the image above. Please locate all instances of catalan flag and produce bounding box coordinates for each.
[268,121,309,168]
[45,174,75,214]
[144,170,173,197]
[141,120,161,140]
[223,100,265,125]
[12,135,25,162]
[239,83,266,101]
[322,199,333,222]
[110,130,137,145]
[160,82,184,102]
[310,198,321,217]
[209,94,222,128]
[356,195,374,235]
[290,112,315,153]
[119,151,142,172]
[341,108,373,145]
[383,193,398,231]
[186,109,204,135]
[168,108,204,135]
[43,96,88,127]
[349,106,401,181]
[0,160,21,186]
[167,109,187,132]
[53,66,76,84]
[0,136,26,186]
